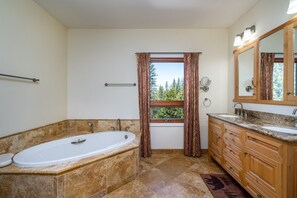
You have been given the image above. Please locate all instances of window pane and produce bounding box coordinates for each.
[150,62,184,100]
[150,107,184,119]
[273,62,284,101]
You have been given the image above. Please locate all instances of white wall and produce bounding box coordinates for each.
[228,0,295,115]
[68,28,229,149]
[0,0,67,137]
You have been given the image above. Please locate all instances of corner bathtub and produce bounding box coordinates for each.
[13,131,136,168]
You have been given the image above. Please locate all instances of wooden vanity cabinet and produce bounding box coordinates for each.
[222,123,245,184]
[208,117,297,198]
[208,117,223,164]
[245,131,282,198]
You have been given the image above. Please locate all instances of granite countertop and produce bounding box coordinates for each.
[208,113,297,142]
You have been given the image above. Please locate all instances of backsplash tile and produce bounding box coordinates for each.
[0,119,140,155]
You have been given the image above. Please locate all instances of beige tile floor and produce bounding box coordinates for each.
[104,151,225,198]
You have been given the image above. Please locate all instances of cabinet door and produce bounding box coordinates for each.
[245,131,283,198]
[208,118,223,163]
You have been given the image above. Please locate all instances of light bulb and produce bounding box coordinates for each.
[233,35,242,46]
[287,0,297,14]
[243,28,252,41]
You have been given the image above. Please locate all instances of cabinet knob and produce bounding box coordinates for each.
[257,194,262,198]
[287,92,292,95]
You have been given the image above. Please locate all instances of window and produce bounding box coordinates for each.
[149,56,184,123]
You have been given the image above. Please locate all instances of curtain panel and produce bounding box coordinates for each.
[184,53,201,157]
[260,53,275,100]
[136,53,152,157]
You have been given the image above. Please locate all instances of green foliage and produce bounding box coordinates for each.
[272,63,283,101]
[150,64,158,99]
[150,63,184,119]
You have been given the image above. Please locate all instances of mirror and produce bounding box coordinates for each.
[234,17,297,105]
[234,42,257,101]
[259,29,284,101]
[238,47,254,96]
[292,26,297,96]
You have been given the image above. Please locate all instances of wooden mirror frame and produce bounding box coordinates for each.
[233,17,297,105]
[234,41,258,102]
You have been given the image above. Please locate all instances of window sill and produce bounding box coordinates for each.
[150,123,184,127]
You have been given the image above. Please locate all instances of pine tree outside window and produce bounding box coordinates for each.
[149,57,184,123]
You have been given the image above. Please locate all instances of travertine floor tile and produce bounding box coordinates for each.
[103,180,154,198]
[155,157,194,177]
[106,152,221,197]
[137,167,174,193]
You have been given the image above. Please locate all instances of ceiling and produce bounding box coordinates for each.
[34,0,260,28]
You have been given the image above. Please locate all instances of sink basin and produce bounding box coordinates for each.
[261,126,297,134]
[218,114,240,118]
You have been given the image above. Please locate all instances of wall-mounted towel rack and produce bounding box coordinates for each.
[104,83,136,87]
[0,73,39,82]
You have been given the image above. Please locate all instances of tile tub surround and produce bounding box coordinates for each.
[0,120,68,155]
[0,148,139,198]
[68,119,140,134]
[0,119,140,155]
[0,119,140,197]
[208,112,297,141]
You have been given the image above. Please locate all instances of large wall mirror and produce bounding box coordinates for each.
[238,47,254,96]
[234,42,257,101]
[234,17,297,105]
[259,29,284,101]
[287,24,297,101]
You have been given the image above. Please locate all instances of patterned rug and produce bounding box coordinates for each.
[201,174,252,198]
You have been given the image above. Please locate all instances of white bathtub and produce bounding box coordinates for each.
[13,131,135,168]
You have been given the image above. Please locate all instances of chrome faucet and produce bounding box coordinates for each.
[88,122,94,133]
[117,119,122,131]
[234,102,243,116]
[292,108,297,127]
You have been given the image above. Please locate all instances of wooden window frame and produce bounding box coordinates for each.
[149,57,185,123]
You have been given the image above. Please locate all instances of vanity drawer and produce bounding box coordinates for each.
[223,145,243,167]
[223,123,244,148]
[245,171,278,198]
[245,131,283,163]
[223,159,242,183]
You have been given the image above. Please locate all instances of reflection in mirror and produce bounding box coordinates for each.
[259,29,284,101]
[293,27,297,96]
[238,47,254,96]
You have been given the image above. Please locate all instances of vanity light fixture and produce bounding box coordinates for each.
[243,25,256,41]
[233,25,256,47]
[287,0,297,14]
[233,33,243,47]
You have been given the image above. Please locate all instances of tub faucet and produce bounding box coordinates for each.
[117,119,122,131]
[88,122,94,133]
[234,102,243,116]
[292,107,297,127]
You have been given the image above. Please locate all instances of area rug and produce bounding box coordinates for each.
[201,174,252,198]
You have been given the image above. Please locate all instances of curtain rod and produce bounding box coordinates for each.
[135,52,202,54]
[0,73,39,82]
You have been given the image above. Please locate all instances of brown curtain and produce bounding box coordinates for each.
[136,53,152,157]
[184,53,201,157]
[260,53,275,100]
